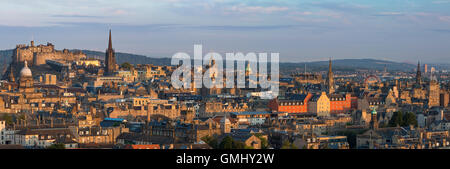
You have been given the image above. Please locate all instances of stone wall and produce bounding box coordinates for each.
[13,41,86,66]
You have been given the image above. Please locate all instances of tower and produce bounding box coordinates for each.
[105,30,117,75]
[428,80,440,107]
[416,61,421,86]
[220,114,231,134]
[370,107,378,129]
[326,58,335,94]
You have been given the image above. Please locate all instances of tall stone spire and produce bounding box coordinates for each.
[108,29,113,50]
[326,58,335,94]
[105,29,116,75]
[416,61,421,85]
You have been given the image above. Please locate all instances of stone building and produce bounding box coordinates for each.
[12,41,86,66]
[428,80,440,107]
[292,73,323,85]
[308,92,330,117]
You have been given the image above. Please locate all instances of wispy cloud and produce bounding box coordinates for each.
[438,15,450,22]
[227,5,289,14]
[374,12,404,16]
[432,0,450,4]
[309,2,370,13]
[51,14,104,18]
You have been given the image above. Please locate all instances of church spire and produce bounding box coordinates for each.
[328,57,332,73]
[326,57,335,94]
[105,29,117,75]
[108,29,113,50]
[416,60,421,85]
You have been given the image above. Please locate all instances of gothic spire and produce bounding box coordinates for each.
[416,60,421,85]
[108,29,113,50]
[326,57,335,94]
[328,57,332,73]
[105,29,117,75]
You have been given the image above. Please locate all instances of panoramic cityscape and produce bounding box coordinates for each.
[0,0,450,152]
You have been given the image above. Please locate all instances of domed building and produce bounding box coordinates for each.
[19,61,34,93]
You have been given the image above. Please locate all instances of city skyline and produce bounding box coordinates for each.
[0,0,450,63]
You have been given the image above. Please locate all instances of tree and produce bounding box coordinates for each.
[389,111,404,127]
[48,143,65,149]
[253,133,268,149]
[232,140,246,149]
[219,136,234,149]
[389,111,417,127]
[281,141,297,149]
[202,136,219,149]
[1,114,13,126]
[290,143,298,149]
[403,112,418,127]
[121,62,133,70]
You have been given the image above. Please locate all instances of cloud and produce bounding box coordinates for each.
[374,12,404,16]
[287,11,343,23]
[112,9,128,16]
[438,16,450,22]
[432,0,450,4]
[51,14,104,18]
[189,25,296,31]
[309,2,370,13]
[228,5,289,14]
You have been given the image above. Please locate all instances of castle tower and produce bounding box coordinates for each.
[326,58,335,94]
[416,61,421,86]
[105,30,117,75]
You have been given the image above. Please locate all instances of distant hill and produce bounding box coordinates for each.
[0,49,13,73]
[280,59,417,74]
[0,49,423,75]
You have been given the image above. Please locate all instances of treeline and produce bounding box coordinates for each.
[202,134,269,149]
[388,111,418,127]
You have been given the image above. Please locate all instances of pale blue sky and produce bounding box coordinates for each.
[0,0,450,63]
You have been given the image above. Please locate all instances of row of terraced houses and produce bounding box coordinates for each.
[268,92,358,116]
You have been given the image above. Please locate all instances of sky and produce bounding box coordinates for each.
[0,0,450,63]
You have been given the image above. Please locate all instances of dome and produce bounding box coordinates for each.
[20,61,32,77]
[371,107,377,115]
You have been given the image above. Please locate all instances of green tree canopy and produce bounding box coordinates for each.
[219,136,234,149]
[389,111,417,127]
[1,114,13,126]
[202,136,219,149]
[121,62,133,70]
[281,141,297,149]
[47,143,65,149]
[253,133,268,149]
